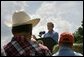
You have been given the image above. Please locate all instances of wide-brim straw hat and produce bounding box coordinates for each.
[5,10,40,27]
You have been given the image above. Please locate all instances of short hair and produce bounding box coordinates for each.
[47,22,54,28]
[12,24,32,34]
[59,32,74,47]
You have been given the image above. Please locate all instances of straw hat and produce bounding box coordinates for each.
[5,11,40,27]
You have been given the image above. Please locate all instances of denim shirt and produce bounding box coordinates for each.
[52,46,83,56]
[43,30,58,43]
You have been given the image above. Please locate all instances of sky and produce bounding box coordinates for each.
[1,1,83,47]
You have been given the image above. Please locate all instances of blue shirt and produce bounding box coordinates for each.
[43,30,58,43]
[52,46,83,56]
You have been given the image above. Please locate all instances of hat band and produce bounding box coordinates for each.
[12,24,32,33]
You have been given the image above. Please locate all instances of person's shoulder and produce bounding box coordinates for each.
[53,31,59,36]
[74,51,83,56]
[45,32,49,35]
[43,32,49,37]
[53,31,58,34]
[3,41,13,50]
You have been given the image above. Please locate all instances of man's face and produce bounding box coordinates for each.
[47,23,53,31]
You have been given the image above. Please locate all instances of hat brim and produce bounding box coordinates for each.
[26,18,40,27]
[4,18,40,27]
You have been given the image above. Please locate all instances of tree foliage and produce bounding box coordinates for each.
[74,21,83,43]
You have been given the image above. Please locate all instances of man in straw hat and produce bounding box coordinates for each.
[3,11,51,56]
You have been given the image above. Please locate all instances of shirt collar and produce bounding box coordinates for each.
[59,46,72,51]
[12,35,28,43]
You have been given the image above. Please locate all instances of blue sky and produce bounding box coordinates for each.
[1,1,83,47]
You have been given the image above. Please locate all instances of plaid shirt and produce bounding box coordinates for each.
[4,36,51,56]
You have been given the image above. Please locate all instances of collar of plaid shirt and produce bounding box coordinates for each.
[4,35,51,56]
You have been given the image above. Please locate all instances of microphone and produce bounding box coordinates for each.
[39,31,45,35]
[39,31,45,37]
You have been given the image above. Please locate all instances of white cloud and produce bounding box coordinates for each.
[1,1,83,47]
[32,1,83,35]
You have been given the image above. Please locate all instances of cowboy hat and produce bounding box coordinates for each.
[4,10,40,27]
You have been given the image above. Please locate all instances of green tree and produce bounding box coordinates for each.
[74,21,83,43]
